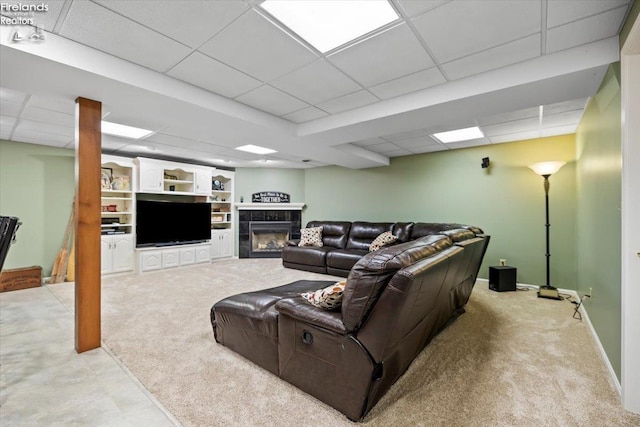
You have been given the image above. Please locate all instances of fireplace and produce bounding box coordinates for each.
[249,222,292,258]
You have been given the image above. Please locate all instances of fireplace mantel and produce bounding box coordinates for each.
[235,203,305,211]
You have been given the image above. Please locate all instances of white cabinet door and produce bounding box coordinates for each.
[139,163,163,192]
[220,230,233,258]
[111,234,133,273]
[101,236,112,274]
[180,247,196,265]
[194,169,211,195]
[140,252,162,272]
[162,249,180,268]
[195,245,211,263]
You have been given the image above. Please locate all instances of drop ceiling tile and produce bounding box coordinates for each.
[443,34,540,80]
[59,1,192,72]
[0,87,27,104]
[0,115,17,129]
[547,0,629,28]
[146,134,201,149]
[160,126,211,141]
[381,129,429,142]
[544,97,589,114]
[369,67,446,99]
[316,90,378,114]
[1,0,65,31]
[546,7,628,53]
[219,149,261,161]
[27,95,75,114]
[542,110,584,128]
[271,60,361,105]
[477,106,540,126]
[16,119,73,137]
[353,137,387,147]
[21,106,74,127]
[489,130,543,144]
[281,107,329,123]
[94,0,248,48]
[329,24,434,87]
[540,124,577,137]
[396,0,449,17]
[101,135,130,150]
[235,85,308,116]
[167,52,262,98]
[482,117,541,137]
[394,136,439,149]
[409,144,449,154]
[412,0,540,63]
[198,9,318,81]
[1,100,24,117]
[366,142,401,153]
[444,138,490,149]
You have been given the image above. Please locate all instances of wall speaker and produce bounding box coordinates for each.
[481,157,490,168]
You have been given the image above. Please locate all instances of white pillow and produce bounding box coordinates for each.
[301,281,346,310]
[369,231,398,252]
[298,226,323,247]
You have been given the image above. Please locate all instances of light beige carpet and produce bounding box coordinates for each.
[48,259,640,427]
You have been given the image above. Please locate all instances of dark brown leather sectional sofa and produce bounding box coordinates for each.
[211,221,489,421]
[282,221,485,277]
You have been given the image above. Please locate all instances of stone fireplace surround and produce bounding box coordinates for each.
[237,203,304,258]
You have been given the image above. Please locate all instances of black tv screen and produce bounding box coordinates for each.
[136,200,211,247]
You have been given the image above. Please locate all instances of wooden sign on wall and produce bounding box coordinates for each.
[252,192,290,203]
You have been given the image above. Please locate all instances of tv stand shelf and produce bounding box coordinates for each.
[137,242,211,272]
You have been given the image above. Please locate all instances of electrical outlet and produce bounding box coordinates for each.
[500,259,506,266]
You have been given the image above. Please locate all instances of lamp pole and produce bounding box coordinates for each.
[543,174,551,289]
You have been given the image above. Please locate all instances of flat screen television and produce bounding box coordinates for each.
[136,200,211,247]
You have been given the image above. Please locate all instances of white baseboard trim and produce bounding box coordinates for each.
[474,279,622,396]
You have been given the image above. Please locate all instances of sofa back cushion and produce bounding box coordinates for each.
[392,222,414,243]
[341,235,453,331]
[307,221,352,249]
[346,222,394,251]
[411,223,483,240]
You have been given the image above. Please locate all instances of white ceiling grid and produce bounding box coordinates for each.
[0,0,632,169]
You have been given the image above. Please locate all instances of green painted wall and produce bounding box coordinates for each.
[576,63,622,380]
[303,135,577,286]
[0,140,75,276]
[234,168,305,204]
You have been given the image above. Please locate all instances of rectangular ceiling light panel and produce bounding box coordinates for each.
[432,126,484,143]
[235,144,278,155]
[101,121,153,139]
[261,0,399,53]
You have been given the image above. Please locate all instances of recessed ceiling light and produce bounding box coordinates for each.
[102,121,153,139]
[260,0,399,53]
[432,127,484,143]
[235,144,277,155]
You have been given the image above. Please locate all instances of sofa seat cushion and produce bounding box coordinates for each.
[282,245,333,267]
[326,249,368,271]
[212,280,335,374]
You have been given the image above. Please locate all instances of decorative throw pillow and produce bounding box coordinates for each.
[298,226,323,247]
[301,281,346,310]
[369,231,398,252]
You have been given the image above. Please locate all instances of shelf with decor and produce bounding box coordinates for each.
[210,171,234,258]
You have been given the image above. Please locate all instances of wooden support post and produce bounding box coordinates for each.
[74,97,101,353]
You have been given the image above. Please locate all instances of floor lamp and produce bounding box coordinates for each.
[528,161,566,300]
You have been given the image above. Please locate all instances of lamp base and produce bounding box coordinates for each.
[538,286,562,300]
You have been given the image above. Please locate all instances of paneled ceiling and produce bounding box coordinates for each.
[0,0,632,169]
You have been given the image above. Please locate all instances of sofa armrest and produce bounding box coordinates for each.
[286,239,300,246]
[275,297,347,335]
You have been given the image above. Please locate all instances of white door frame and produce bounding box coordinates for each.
[621,15,640,415]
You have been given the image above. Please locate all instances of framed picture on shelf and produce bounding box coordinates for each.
[101,168,113,190]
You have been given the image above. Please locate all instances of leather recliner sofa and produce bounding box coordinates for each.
[211,223,489,421]
[282,221,483,277]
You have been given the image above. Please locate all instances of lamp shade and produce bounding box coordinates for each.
[528,161,566,176]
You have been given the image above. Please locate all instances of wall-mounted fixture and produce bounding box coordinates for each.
[481,157,490,168]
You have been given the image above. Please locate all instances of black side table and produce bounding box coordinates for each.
[488,266,517,292]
